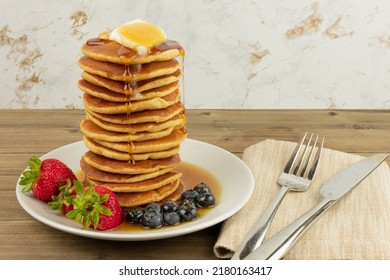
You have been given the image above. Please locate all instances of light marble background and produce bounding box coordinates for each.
[1,0,390,109]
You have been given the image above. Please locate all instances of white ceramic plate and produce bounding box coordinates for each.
[16,139,254,241]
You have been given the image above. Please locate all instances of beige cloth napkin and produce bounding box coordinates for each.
[214,139,390,259]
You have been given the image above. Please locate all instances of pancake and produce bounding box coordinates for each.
[159,181,184,204]
[115,178,180,207]
[79,56,180,82]
[80,119,178,142]
[86,111,186,133]
[81,39,183,65]
[83,136,181,161]
[81,69,181,95]
[82,151,181,174]
[78,79,179,102]
[86,102,184,124]
[87,171,182,193]
[80,157,176,183]
[93,128,187,154]
[83,90,180,114]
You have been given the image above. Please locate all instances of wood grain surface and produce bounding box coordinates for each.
[1,109,389,259]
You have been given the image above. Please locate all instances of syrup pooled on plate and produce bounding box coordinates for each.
[117,161,221,232]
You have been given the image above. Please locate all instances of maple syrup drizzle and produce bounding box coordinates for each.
[122,62,142,164]
[124,93,134,165]
[179,51,185,106]
[124,81,134,164]
[117,45,135,59]
[86,38,107,45]
[154,40,185,105]
[116,161,222,232]
[154,40,184,52]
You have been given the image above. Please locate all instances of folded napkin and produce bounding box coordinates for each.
[214,139,390,259]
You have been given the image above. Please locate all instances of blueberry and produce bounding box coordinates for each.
[178,200,198,221]
[126,208,144,223]
[144,202,161,213]
[195,193,216,208]
[181,189,199,200]
[161,200,179,213]
[164,212,180,226]
[141,210,164,229]
[182,198,196,208]
[194,182,212,194]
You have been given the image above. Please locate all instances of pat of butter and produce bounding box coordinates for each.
[109,19,167,56]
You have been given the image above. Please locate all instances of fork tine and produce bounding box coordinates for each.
[293,133,313,175]
[307,137,324,180]
[284,132,307,174]
[300,135,318,178]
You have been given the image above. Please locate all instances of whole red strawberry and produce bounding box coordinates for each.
[20,156,77,202]
[65,181,122,231]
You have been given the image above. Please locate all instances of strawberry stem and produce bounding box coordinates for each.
[19,156,42,193]
[48,179,74,210]
[63,180,112,229]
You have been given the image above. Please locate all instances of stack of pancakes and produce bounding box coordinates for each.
[78,34,187,208]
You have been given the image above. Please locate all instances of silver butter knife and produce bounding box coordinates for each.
[243,153,389,260]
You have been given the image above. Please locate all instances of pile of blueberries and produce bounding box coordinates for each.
[126,182,216,229]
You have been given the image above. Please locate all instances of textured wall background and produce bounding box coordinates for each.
[1,0,390,109]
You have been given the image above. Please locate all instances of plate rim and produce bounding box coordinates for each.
[15,138,254,241]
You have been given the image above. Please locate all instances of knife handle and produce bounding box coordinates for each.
[244,198,334,260]
[231,185,290,260]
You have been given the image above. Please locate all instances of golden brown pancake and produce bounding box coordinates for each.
[83,136,181,161]
[115,178,180,207]
[81,39,183,65]
[92,128,187,154]
[86,102,184,124]
[78,79,179,103]
[78,56,180,82]
[159,181,184,204]
[82,151,181,174]
[80,119,179,142]
[80,157,176,183]
[86,111,186,133]
[121,183,184,210]
[83,90,180,114]
[81,69,181,95]
[87,171,182,193]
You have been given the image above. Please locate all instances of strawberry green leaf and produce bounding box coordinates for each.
[66,209,78,219]
[91,212,99,229]
[28,157,41,170]
[48,179,75,210]
[84,216,91,229]
[21,183,33,193]
[19,156,42,193]
[74,180,86,198]
[99,206,112,216]
[48,201,62,210]
[99,194,109,203]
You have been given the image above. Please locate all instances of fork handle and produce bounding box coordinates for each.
[231,184,290,260]
[243,198,334,260]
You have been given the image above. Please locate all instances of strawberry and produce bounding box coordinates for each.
[65,180,123,231]
[20,156,77,202]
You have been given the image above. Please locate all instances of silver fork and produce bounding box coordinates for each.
[231,132,324,260]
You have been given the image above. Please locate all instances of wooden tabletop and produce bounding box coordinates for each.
[1,109,389,260]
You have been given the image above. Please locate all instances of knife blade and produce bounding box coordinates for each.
[243,153,388,260]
